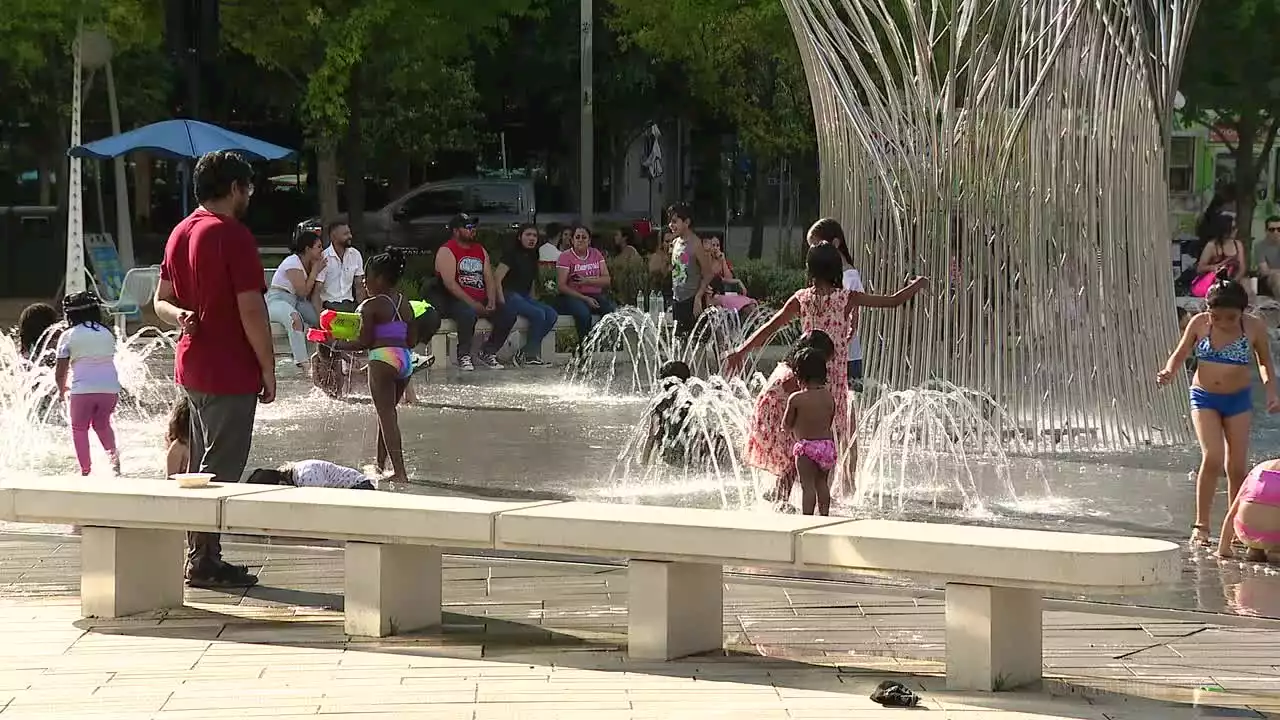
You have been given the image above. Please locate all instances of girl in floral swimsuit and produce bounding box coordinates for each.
[725,242,928,508]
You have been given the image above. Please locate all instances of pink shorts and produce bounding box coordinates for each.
[793,439,837,471]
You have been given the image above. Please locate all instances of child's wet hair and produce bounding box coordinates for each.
[366,247,407,285]
[1206,267,1248,311]
[786,329,835,366]
[245,467,293,485]
[17,302,59,355]
[788,347,829,385]
[659,360,692,381]
[166,399,191,446]
[806,243,844,287]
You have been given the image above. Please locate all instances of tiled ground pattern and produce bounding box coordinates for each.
[0,537,1276,719]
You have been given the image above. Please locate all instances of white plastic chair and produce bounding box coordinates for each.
[102,266,160,337]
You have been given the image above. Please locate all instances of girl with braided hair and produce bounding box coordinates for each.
[334,248,417,481]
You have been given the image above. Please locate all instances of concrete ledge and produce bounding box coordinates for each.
[798,519,1181,592]
[223,488,561,548]
[0,485,14,522]
[0,477,284,532]
[495,502,849,564]
[432,316,573,362]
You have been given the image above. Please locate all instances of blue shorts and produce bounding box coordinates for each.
[1189,386,1253,418]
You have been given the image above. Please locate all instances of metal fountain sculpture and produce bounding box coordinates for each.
[780,0,1200,450]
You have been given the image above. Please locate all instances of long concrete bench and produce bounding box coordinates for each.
[0,476,1180,691]
[432,316,574,363]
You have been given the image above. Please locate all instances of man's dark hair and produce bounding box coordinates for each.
[667,202,692,223]
[326,220,349,239]
[1268,215,1280,226]
[193,151,253,203]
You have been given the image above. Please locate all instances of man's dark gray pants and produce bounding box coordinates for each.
[183,389,258,576]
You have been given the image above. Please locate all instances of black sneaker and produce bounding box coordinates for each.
[515,352,551,367]
[476,352,504,369]
[187,563,258,589]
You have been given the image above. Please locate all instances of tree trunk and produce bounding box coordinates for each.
[1234,116,1259,246]
[389,155,411,198]
[747,158,769,260]
[317,144,340,224]
[343,65,367,237]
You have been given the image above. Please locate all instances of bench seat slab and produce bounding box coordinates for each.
[344,542,441,638]
[627,560,723,660]
[81,527,185,618]
[945,583,1042,691]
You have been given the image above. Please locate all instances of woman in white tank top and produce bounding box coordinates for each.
[266,233,326,367]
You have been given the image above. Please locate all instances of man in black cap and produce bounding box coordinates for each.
[431,214,517,370]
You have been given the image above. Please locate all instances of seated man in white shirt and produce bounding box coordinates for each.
[316,221,367,312]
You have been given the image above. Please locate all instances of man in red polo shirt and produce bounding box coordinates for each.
[154,150,275,589]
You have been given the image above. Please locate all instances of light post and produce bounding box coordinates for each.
[66,27,132,294]
[64,21,89,295]
[579,0,594,225]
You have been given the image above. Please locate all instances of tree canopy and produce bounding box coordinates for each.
[1180,0,1280,236]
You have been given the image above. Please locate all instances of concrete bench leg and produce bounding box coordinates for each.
[430,335,449,365]
[944,583,1042,691]
[627,560,723,660]
[540,330,557,360]
[344,542,441,637]
[81,527,185,618]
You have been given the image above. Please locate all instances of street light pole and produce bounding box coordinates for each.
[579,0,594,225]
[64,19,87,295]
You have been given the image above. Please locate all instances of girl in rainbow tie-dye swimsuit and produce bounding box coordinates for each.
[334,249,418,482]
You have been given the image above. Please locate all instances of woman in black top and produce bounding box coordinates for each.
[495,223,560,366]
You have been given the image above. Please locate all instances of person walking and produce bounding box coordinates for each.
[154,150,272,589]
[54,292,121,476]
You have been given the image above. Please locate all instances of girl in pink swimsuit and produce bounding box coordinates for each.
[783,347,838,515]
[1219,459,1280,562]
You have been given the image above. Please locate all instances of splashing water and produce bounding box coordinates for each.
[0,323,181,473]
[850,380,1052,516]
[564,305,798,395]
[605,374,762,509]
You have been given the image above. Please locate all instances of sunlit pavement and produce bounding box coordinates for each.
[0,536,1276,718]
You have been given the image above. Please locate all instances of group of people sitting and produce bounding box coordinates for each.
[278,214,641,381]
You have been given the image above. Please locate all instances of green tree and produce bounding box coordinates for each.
[223,0,535,225]
[608,0,814,256]
[0,0,167,233]
[1180,0,1280,240]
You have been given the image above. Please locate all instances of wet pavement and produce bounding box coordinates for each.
[4,351,1280,620]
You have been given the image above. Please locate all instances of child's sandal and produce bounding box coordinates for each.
[1190,524,1211,546]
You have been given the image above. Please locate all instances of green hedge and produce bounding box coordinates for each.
[731,259,806,307]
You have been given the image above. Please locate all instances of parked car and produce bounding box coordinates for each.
[293,177,649,252]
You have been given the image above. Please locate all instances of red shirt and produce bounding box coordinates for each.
[443,237,489,303]
[161,208,265,395]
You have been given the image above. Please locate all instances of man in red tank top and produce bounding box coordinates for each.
[432,214,517,371]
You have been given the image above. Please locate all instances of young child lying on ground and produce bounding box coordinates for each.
[246,459,376,490]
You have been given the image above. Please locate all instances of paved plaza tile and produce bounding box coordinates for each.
[0,536,1275,718]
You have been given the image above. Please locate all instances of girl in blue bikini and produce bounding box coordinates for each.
[1158,268,1280,546]
[336,249,417,482]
